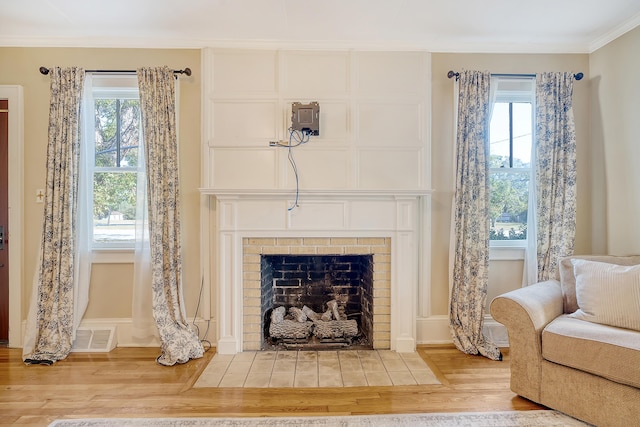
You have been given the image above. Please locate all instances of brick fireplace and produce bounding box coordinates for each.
[243,237,391,350]
[204,190,424,354]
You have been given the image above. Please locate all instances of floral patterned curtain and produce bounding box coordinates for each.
[535,73,577,281]
[449,70,502,361]
[23,67,85,364]
[137,67,204,366]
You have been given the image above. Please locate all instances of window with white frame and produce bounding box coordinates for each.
[489,77,535,245]
[84,75,143,250]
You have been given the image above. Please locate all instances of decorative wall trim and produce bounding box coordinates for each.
[202,49,431,193]
[2,36,606,54]
[1,85,24,348]
[200,189,431,197]
[589,12,640,53]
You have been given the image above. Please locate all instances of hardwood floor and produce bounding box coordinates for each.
[0,344,544,426]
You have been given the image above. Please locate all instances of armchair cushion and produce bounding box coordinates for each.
[542,315,640,389]
[558,255,640,313]
[569,259,640,331]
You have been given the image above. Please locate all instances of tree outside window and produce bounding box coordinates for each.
[91,97,141,246]
[489,100,532,242]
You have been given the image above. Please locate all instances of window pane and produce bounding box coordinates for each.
[94,99,141,168]
[512,103,531,167]
[95,99,117,167]
[490,171,528,240]
[489,102,532,169]
[119,99,141,167]
[489,102,510,168]
[93,172,137,245]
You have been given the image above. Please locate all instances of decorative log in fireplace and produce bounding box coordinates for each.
[267,300,359,349]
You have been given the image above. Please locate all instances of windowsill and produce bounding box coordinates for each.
[91,249,134,264]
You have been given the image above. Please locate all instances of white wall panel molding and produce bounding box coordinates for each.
[202,48,431,192]
[210,49,279,97]
[280,51,350,97]
[354,101,424,145]
[209,148,278,189]
[209,100,279,146]
[281,147,350,189]
[357,147,425,189]
[352,51,427,97]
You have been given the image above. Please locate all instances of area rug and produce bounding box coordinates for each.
[48,411,591,426]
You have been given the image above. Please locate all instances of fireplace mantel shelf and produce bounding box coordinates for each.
[200,188,432,198]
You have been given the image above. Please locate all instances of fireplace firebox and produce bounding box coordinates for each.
[261,255,374,350]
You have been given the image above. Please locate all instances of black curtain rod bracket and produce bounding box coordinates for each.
[447,70,583,81]
[39,66,192,77]
[447,70,460,80]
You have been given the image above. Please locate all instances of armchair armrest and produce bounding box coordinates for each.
[490,280,563,402]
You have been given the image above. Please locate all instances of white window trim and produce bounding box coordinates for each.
[84,74,142,254]
[489,76,535,253]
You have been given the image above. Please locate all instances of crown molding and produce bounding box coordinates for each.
[2,27,637,54]
[589,11,640,53]
[0,35,593,54]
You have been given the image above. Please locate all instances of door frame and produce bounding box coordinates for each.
[0,86,24,348]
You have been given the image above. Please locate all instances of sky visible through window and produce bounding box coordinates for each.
[489,102,531,241]
[490,103,531,167]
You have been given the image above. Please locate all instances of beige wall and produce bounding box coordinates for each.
[3,40,634,341]
[430,53,591,315]
[589,26,640,256]
[0,47,202,321]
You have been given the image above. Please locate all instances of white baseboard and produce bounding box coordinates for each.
[113,318,214,347]
[20,316,505,350]
[416,315,452,344]
[21,318,216,349]
[416,314,509,348]
[483,316,509,347]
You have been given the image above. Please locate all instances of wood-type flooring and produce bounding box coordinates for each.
[0,344,544,426]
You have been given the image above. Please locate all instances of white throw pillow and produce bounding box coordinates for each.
[569,259,640,332]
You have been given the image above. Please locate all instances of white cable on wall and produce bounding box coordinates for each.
[270,128,310,211]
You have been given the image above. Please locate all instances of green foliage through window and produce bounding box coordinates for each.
[91,97,141,246]
[489,99,532,241]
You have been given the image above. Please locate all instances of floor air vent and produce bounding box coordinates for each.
[71,327,117,352]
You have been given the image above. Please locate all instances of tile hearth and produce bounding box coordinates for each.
[194,350,440,388]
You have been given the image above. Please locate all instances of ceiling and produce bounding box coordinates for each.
[2,0,640,53]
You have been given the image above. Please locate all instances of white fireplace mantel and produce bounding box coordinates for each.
[202,189,431,354]
[200,189,430,197]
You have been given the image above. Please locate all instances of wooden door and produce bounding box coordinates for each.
[0,99,8,343]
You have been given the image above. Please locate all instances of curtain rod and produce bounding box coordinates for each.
[447,70,583,81]
[39,66,192,76]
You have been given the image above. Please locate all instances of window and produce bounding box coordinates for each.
[84,75,143,250]
[489,77,535,245]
